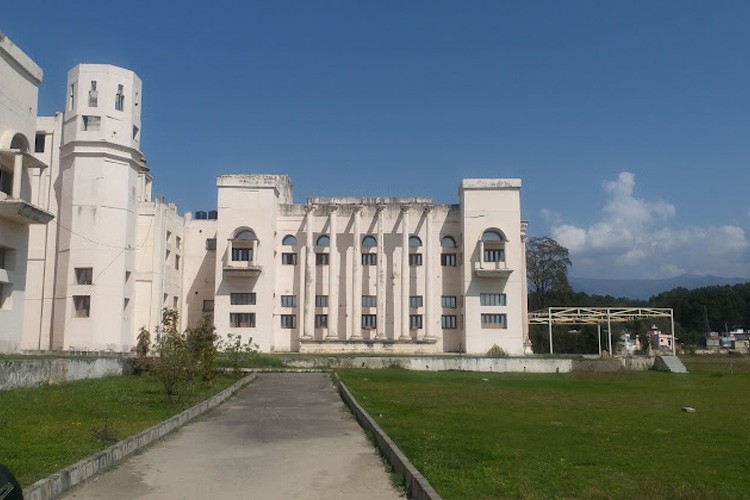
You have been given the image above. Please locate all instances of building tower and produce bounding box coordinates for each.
[52,65,149,351]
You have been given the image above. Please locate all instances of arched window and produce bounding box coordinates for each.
[441,236,457,248]
[10,133,30,152]
[409,236,422,248]
[481,229,506,242]
[234,229,257,241]
[362,235,377,248]
[316,235,330,247]
[282,235,298,246]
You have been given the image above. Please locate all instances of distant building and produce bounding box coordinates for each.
[0,34,530,355]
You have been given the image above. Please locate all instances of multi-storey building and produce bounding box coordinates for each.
[180,175,529,355]
[0,33,530,355]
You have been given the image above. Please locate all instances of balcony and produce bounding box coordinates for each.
[223,258,262,277]
[473,259,513,278]
[0,196,54,225]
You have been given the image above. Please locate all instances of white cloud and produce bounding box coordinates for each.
[551,172,750,279]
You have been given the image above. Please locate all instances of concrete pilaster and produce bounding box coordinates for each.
[376,205,385,338]
[350,206,362,339]
[400,206,410,339]
[327,206,338,338]
[424,205,434,339]
[303,206,315,338]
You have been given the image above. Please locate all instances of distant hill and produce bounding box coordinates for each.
[569,274,749,300]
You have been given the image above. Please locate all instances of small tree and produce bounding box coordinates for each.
[186,315,220,386]
[152,308,196,403]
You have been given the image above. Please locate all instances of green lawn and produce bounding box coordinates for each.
[0,374,238,487]
[337,356,750,499]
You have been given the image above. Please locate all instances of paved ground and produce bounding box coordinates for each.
[65,373,402,499]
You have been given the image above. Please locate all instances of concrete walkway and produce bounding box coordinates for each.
[64,373,402,499]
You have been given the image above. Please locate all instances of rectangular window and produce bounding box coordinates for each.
[441,295,457,309]
[125,270,131,283]
[73,295,91,318]
[480,293,507,306]
[175,236,182,249]
[410,314,423,329]
[69,82,76,110]
[81,115,101,131]
[409,295,423,309]
[0,170,12,196]
[88,81,98,107]
[281,314,297,329]
[409,253,423,266]
[202,300,215,312]
[124,297,130,311]
[173,296,178,309]
[230,293,256,305]
[362,295,377,308]
[481,313,507,329]
[316,253,329,265]
[441,253,457,267]
[362,314,377,329]
[115,84,125,111]
[230,312,255,328]
[281,295,297,308]
[282,252,297,265]
[315,295,328,308]
[483,249,505,262]
[232,248,253,261]
[75,267,93,285]
[206,238,217,251]
[165,249,171,263]
[441,315,457,330]
[34,133,46,153]
[362,253,377,266]
[174,254,180,270]
[315,314,328,328]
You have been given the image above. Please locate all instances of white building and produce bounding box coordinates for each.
[0,33,54,352]
[1,34,530,356]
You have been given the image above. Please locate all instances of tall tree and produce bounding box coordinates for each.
[526,236,573,310]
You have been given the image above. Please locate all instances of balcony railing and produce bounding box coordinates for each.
[473,259,513,278]
[223,258,262,276]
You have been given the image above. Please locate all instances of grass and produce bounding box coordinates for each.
[0,373,238,487]
[337,356,750,499]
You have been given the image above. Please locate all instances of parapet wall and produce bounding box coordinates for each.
[0,358,126,390]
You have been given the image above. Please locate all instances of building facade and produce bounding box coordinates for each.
[0,33,530,356]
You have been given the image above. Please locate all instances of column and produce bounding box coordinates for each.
[424,205,434,339]
[376,205,385,338]
[400,206,410,339]
[12,153,23,199]
[521,221,532,354]
[350,205,362,339]
[303,205,315,338]
[327,205,339,338]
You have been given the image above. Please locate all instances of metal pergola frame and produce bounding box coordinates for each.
[528,307,675,356]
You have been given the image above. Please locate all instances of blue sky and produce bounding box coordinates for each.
[5,1,749,280]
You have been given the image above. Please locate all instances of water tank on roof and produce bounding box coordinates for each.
[208,210,218,220]
[195,211,207,220]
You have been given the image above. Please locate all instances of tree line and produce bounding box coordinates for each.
[526,236,750,352]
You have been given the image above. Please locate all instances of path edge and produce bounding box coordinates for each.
[23,373,257,500]
[334,373,442,500]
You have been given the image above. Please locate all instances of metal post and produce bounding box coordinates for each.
[607,308,612,355]
[548,309,553,354]
[597,323,602,356]
[671,309,676,355]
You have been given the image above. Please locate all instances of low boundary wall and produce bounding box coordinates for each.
[0,358,129,391]
[284,356,657,373]
[23,373,256,500]
[335,374,442,500]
